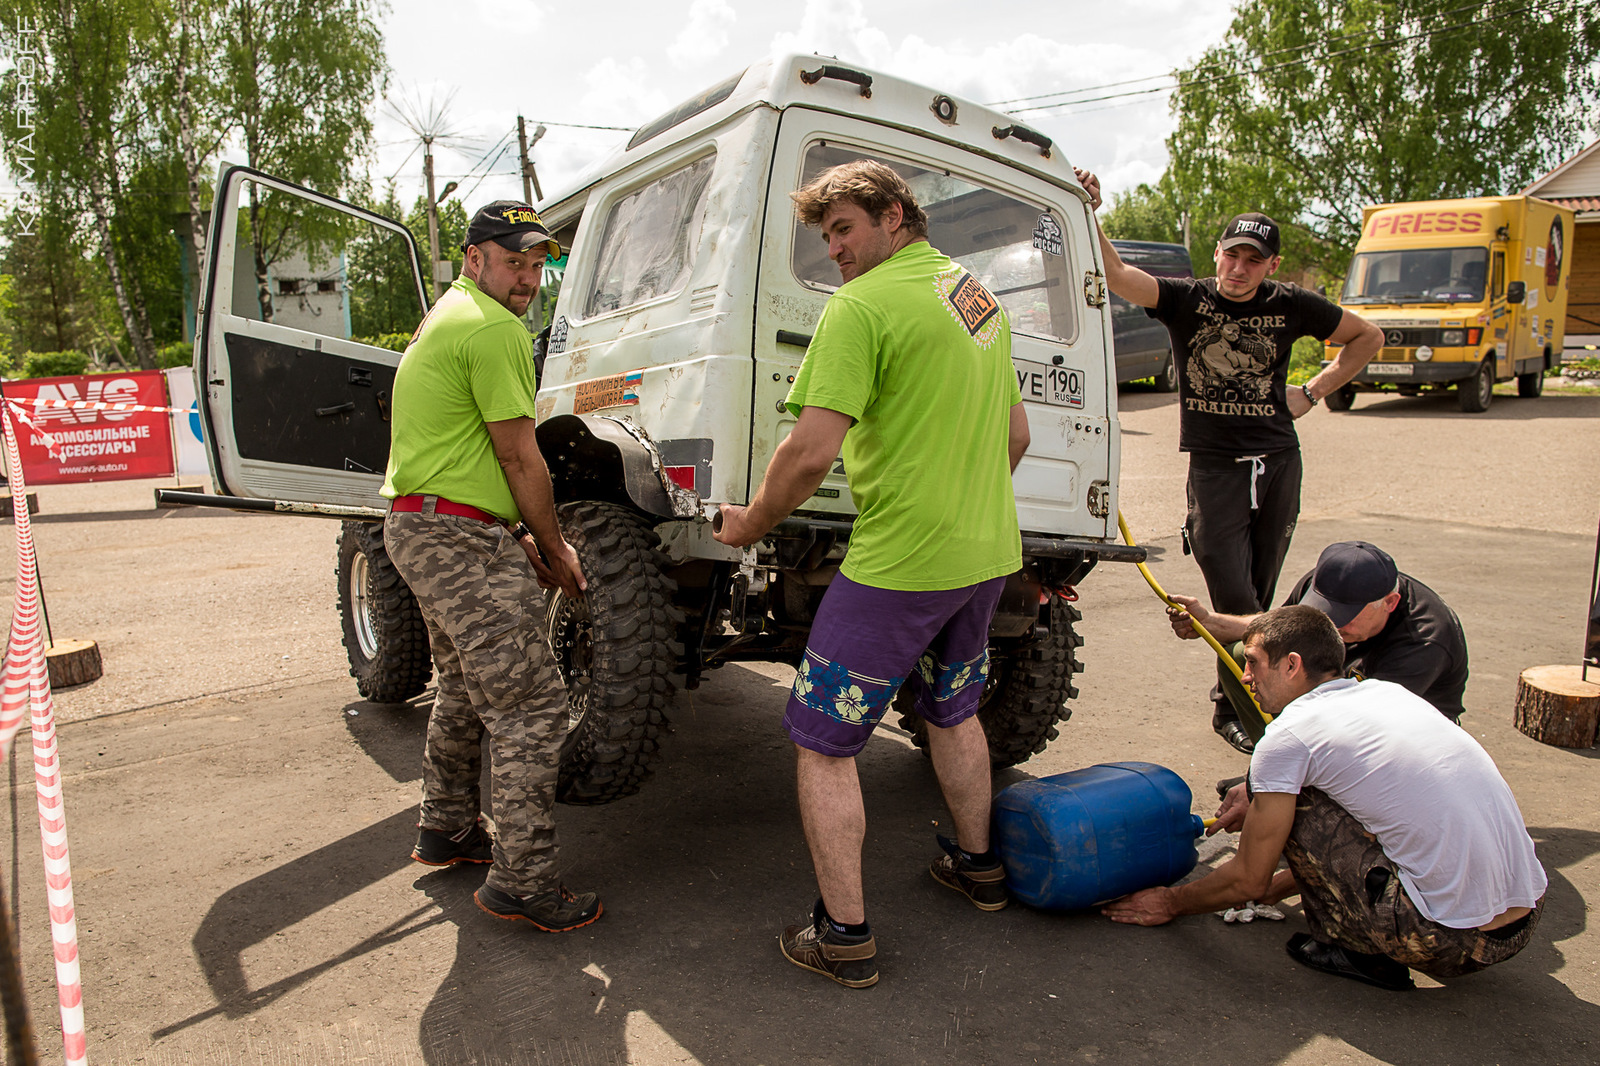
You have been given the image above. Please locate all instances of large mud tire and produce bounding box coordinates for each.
[1324,384,1356,412]
[546,501,681,805]
[894,598,1083,768]
[337,520,432,703]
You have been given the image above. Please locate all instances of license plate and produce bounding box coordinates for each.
[1015,361,1084,408]
[1367,363,1414,377]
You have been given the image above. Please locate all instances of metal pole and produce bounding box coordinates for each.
[424,140,443,301]
[517,117,534,205]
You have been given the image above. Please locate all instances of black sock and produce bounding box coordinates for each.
[961,846,999,868]
[816,899,870,938]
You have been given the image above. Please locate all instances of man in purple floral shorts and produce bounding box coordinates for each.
[715,160,1029,989]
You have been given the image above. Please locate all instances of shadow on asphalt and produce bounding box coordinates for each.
[1333,392,1600,420]
[158,671,1600,1064]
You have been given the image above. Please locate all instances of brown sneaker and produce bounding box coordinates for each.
[474,884,603,933]
[412,818,493,867]
[929,835,1009,911]
[779,903,878,988]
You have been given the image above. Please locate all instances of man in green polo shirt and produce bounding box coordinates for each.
[715,160,1029,988]
[382,200,598,933]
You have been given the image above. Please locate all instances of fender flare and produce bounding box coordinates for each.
[535,413,696,518]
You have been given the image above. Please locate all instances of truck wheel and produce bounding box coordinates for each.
[1324,384,1356,412]
[545,500,681,805]
[1154,354,1179,394]
[337,520,432,703]
[1458,358,1494,412]
[1517,367,1545,398]
[894,598,1083,768]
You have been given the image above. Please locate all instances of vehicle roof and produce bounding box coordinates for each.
[1110,239,1192,271]
[537,53,1088,215]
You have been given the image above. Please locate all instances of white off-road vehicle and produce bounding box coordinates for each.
[174,54,1145,804]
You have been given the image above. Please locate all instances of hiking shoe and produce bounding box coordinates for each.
[474,884,603,932]
[412,818,493,866]
[779,902,878,989]
[1216,720,1256,755]
[929,835,1009,912]
[1286,932,1414,991]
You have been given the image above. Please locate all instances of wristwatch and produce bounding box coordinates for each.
[1301,383,1318,407]
[511,521,533,541]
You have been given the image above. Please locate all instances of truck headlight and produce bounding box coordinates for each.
[1415,345,1434,361]
[1439,330,1464,346]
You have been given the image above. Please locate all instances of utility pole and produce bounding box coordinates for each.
[423,138,444,301]
[1181,210,1192,254]
[517,116,547,203]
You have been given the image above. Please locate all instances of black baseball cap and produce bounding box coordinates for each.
[1218,212,1281,258]
[1299,542,1398,628]
[463,200,560,260]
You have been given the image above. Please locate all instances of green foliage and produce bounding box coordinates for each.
[21,350,90,378]
[351,332,413,353]
[1163,0,1600,276]
[156,340,194,368]
[347,184,428,338]
[1286,336,1325,385]
[1100,183,1186,247]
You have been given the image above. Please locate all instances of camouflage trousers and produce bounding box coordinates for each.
[1285,787,1543,979]
[385,511,568,895]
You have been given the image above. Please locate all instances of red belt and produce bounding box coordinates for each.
[389,494,504,525]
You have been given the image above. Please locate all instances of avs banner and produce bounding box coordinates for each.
[2,370,176,484]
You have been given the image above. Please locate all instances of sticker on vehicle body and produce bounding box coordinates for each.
[573,370,643,414]
[1014,359,1084,408]
[549,316,569,355]
[1032,214,1064,256]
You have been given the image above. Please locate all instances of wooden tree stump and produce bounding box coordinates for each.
[45,640,102,690]
[1514,665,1600,748]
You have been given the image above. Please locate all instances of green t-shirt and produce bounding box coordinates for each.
[380,277,539,522]
[785,241,1023,591]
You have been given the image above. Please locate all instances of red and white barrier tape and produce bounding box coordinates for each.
[0,405,88,1066]
[3,394,182,464]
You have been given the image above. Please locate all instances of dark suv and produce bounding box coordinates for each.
[1109,239,1192,391]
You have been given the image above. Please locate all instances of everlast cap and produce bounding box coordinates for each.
[1218,212,1281,258]
[463,200,561,260]
[1299,541,1399,628]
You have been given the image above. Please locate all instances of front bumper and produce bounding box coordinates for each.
[1322,359,1480,385]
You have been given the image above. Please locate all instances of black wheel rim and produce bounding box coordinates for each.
[546,593,595,744]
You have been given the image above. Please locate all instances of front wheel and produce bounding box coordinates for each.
[1324,384,1356,412]
[894,598,1083,767]
[337,521,432,703]
[545,500,681,805]
[1458,358,1494,413]
[1517,368,1545,398]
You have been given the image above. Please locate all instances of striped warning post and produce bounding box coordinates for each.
[0,405,88,1066]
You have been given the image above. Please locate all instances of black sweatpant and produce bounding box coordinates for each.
[1185,448,1302,727]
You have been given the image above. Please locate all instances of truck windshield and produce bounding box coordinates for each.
[1341,247,1489,304]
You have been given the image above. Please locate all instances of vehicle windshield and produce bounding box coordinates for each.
[1341,247,1489,304]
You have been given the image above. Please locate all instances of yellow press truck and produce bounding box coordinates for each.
[1325,196,1574,412]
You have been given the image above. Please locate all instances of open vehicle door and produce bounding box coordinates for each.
[197,165,429,509]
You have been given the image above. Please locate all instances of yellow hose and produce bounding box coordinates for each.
[1115,511,1271,723]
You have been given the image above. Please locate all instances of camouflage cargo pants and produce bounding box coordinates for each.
[1285,787,1543,979]
[385,511,568,895]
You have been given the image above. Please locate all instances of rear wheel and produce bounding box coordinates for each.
[545,500,681,804]
[1154,354,1179,393]
[337,521,432,703]
[895,598,1083,768]
[1324,384,1356,412]
[1517,364,1545,398]
[1458,357,1494,413]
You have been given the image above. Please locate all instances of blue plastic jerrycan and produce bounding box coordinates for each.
[993,762,1207,910]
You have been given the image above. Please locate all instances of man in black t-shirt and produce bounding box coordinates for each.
[1168,541,1470,733]
[1076,168,1384,752]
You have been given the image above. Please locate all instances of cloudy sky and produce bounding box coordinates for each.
[374,0,1237,212]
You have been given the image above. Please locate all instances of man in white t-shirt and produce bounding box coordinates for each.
[1102,605,1546,991]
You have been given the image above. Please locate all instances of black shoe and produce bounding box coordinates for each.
[779,902,878,988]
[1216,774,1247,799]
[412,818,493,866]
[1286,932,1414,991]
[929,835,1009,911]
[474,884,603,932]
[1216,721,1255,754]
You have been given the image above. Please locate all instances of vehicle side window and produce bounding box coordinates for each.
[583,154,715,318]
[789,143,1075,343]
[227,178,424,342]
[1492,251,1505,300]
